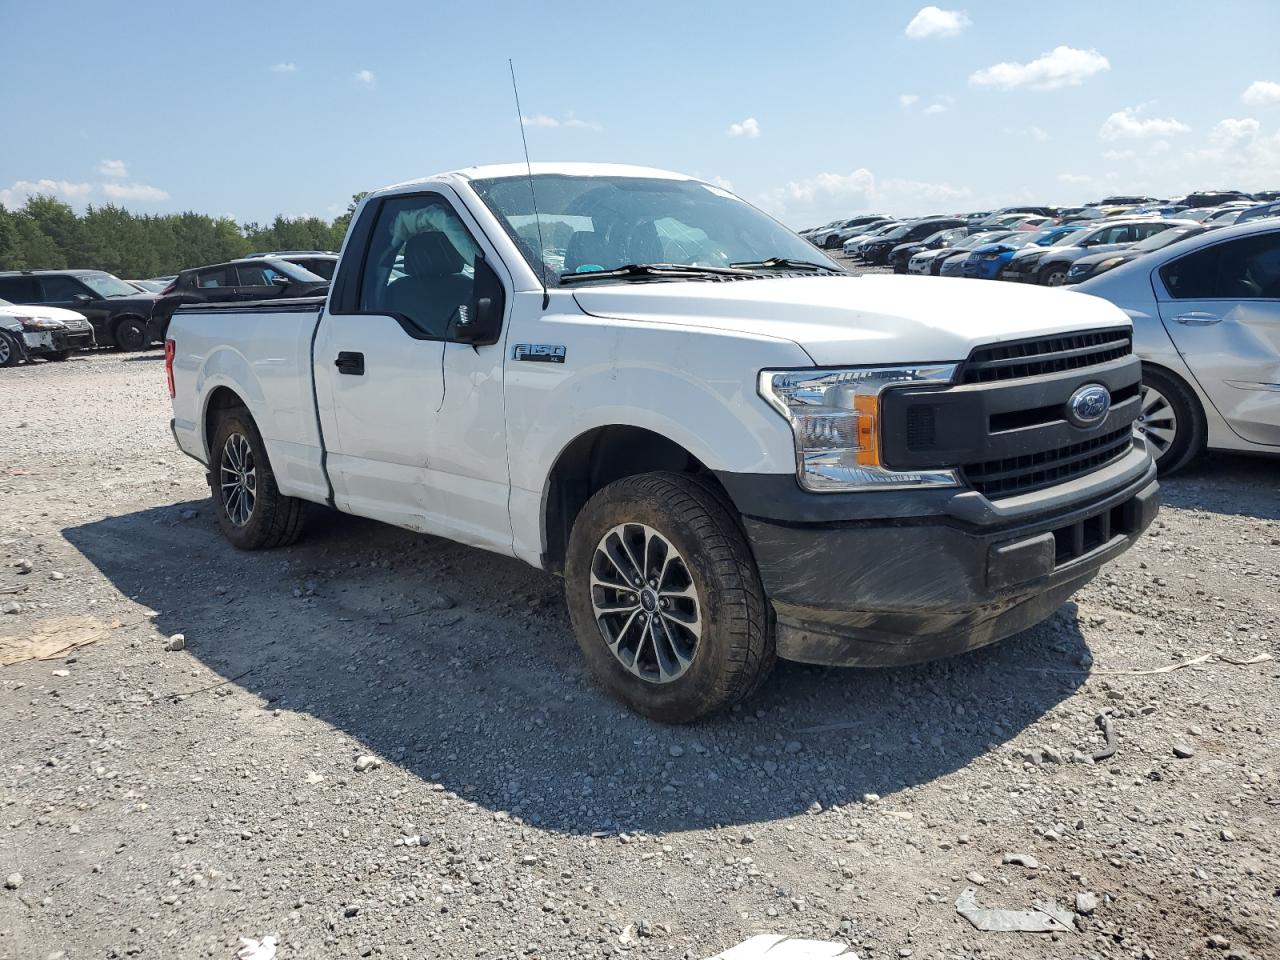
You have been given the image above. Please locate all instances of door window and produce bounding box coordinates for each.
[235,263,279,286]
[1160,232,1280,300]
[357,195,479,339]
[39,275,90,301]
[196,267,234,288]
[1132,223,1169,241]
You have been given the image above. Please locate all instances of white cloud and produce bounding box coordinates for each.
[879,177,971,205]
[1102,148,1135,161]
[1029,126,1049,142]
[1099,107,1190,140]
[0,179,94,207]
[521,112,602,131]
[1056,173,1094,185]
[728,117,761,138]
[904,6,971,39]
[1147,139,1171,156]
[1208,117,1260,146]
[1242,80,1280,106]
[970,46,1110,91]
[269,62,298,73]
[98,159,128,178]
[100,182,169,202]
[898,94,920,108]
[707,175,736,192]
[353,69,376,86]
[756,167,969,221]
[923,102,948,115]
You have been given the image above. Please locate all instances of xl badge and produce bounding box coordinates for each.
[513,344,566,363]
[1066,383,1111,427]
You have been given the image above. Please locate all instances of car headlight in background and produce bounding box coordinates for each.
[759,365,960,491]
[1091,256,1125,275]
[17,316,67,331]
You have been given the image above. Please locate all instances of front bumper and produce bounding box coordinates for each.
[718,446,1158,667]
[22,328,95,355]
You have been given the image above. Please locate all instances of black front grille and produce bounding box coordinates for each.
[962,426,1134,499]
[962,328,1132,384]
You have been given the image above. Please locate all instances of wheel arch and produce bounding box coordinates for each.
[202,386,251,462]
[540,425,724,575]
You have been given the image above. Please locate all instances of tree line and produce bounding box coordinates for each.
[0,193,368,280]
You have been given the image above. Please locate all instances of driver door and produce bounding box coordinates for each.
[313,189,514,554]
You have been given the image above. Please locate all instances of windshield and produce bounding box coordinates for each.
[957,232,1009,250]
[881,224,914,240]
[79,273,139,298]
[1036,227,1083,247]
[470,174,840,283]
[1133,227,1199,252]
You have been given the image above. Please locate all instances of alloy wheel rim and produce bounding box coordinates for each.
[0,337,10,363]
[220,433,257,527]
[1136,385,1178,460]
[1045,270,1067,287]
[589,522,702,684]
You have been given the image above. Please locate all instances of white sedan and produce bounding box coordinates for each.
[0,298,96,366]
[1075,219,1280,472]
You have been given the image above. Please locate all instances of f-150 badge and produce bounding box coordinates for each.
[513,344,566,363]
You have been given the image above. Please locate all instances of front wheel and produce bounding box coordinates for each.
[564,472,775,723]
[1041,265,1069,287]
[1137,367,1205,475]
[209,409,308,549]
[0,333,19,368]
[113,317,150,351]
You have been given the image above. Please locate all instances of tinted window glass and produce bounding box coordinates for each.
[0,277,42,301]
[40,275,90,301]
[197,267,234,288]
[1160,232,1280,299]
[358,194,478,338]
[235,263,282,286]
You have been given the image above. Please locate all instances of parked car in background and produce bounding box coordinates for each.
[151,257,330,335]
[1065,224,1208,285]
[842,221,903,257]
[128,279,169,293]
[919,230,1018,277]
[809,216,888,249]
[0,297,96,366]
[1176,190,1253,208]
[1235,200,1280,224]
[1202,206,1249,226]
[888,227,968,273]
[861,218,966,266]
[1076,219,1280,473]
[963,225,1085,279]
[247,250,340,280]
[1002,219,1183,286]
[0,270,157,349]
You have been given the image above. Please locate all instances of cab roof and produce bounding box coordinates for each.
[372,162,700,198]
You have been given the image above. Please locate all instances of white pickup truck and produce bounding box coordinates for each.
[168,163,1158,722]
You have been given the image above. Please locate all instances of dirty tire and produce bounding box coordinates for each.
[209,408,307,550]
[1041,265,1068,287]
[565,471,775,723]
[0,332,19,367]
[113,317,149,351]
[1139,366,1205,476]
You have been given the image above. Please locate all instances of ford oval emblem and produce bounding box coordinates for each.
[1067,384,1111,427]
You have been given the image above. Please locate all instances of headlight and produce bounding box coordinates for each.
[18,316,66,331]
[759,365,960,491]
[1092,256,1124,274]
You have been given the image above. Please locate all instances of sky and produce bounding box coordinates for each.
[3,1,1280,229]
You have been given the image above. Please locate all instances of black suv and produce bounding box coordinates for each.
[860,218,967,266]
[0,270,159,350]
[152,257,330,334]
[246,250,339,280]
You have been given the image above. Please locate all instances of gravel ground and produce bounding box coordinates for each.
[1,351,1277,960]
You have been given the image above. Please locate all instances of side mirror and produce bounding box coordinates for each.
[455,255,505,346]
[270,276,291,288]
[73,293,93,303]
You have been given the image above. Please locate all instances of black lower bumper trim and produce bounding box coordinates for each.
[740,462,1158,667]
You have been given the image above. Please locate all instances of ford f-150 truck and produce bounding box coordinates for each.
[168,163,1158,722]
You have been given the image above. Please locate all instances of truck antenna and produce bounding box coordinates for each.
[509,59,550,309]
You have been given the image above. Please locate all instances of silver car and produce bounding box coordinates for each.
[1075,219,1280,472]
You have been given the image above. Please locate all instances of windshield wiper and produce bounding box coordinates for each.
[559,263,753,285]
[729,257,845,273]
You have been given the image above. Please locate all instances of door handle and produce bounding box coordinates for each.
[335,351,365,375]
[1172,313,1222,326]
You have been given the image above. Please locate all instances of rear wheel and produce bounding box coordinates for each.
[0,333,19,367]
[113,317,149,351]
[564,472,775,723]
[1137,367,1205,475]
[209,409,308,549]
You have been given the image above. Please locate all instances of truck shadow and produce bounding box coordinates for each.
[64,501,1089,835]
[1160,452,1279,522]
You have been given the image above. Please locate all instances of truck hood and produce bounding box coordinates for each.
[572,274,1129,366]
